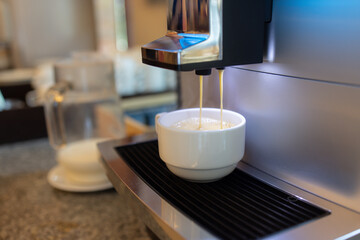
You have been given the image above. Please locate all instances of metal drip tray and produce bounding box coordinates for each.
[98,135,360,240]
[116,140,329,239]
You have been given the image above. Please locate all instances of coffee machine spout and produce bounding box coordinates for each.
[141,0,271,73]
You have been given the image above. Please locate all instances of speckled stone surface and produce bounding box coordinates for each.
[0,139,152,240]
[0,139,56,177]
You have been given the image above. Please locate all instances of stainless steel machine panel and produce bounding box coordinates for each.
[244,0,360,86]
[180,66,360,213]
[180,0,360,214]
[225,67,360,213]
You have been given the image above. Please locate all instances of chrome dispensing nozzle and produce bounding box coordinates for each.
[141,0,271,72]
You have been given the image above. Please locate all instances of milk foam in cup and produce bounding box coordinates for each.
[156,108,246,182]
[171,117,235,131]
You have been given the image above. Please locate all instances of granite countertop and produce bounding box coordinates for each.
[0,138,152,240]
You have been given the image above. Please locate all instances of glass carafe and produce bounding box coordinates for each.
[44,55,124,185]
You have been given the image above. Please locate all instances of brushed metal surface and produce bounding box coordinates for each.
[179,0,360,215]
[225,67,360,214]
[180,67,360,214]
[99,135,360,240]
[242,0,360,86]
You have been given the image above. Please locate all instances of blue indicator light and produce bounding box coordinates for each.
[178,33,208,49]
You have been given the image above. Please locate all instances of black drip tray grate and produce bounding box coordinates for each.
[116,140,330,240]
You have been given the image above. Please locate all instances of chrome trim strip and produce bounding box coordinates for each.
[335,229,360,240]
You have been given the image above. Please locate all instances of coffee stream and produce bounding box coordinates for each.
[199,75,203,129]
[219,69,224,129]
[198,69,225,130]
[172,69,235,131]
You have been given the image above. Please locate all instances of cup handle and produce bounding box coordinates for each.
[155,112,166,134]
[44,82,70,149]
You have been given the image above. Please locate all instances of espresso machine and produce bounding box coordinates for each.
[99,0,360,239]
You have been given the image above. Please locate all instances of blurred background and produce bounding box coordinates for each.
[0,1,178,238]
[0,0,178,144]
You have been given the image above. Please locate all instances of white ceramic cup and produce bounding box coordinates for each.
[56,138,108,184]
[155,108,246,182]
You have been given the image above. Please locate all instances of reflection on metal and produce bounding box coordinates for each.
[142,0,222,65]
[244,0,360,86]
[161,199,214,239]
[335,229,360,240]
[265,23,276,63]
[167,0,210,33]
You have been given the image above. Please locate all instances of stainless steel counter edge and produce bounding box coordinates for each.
[98,134,360,240]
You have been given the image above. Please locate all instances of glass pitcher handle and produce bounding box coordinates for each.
[44,82,70,149]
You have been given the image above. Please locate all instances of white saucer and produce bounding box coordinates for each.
[47,165,113,192]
